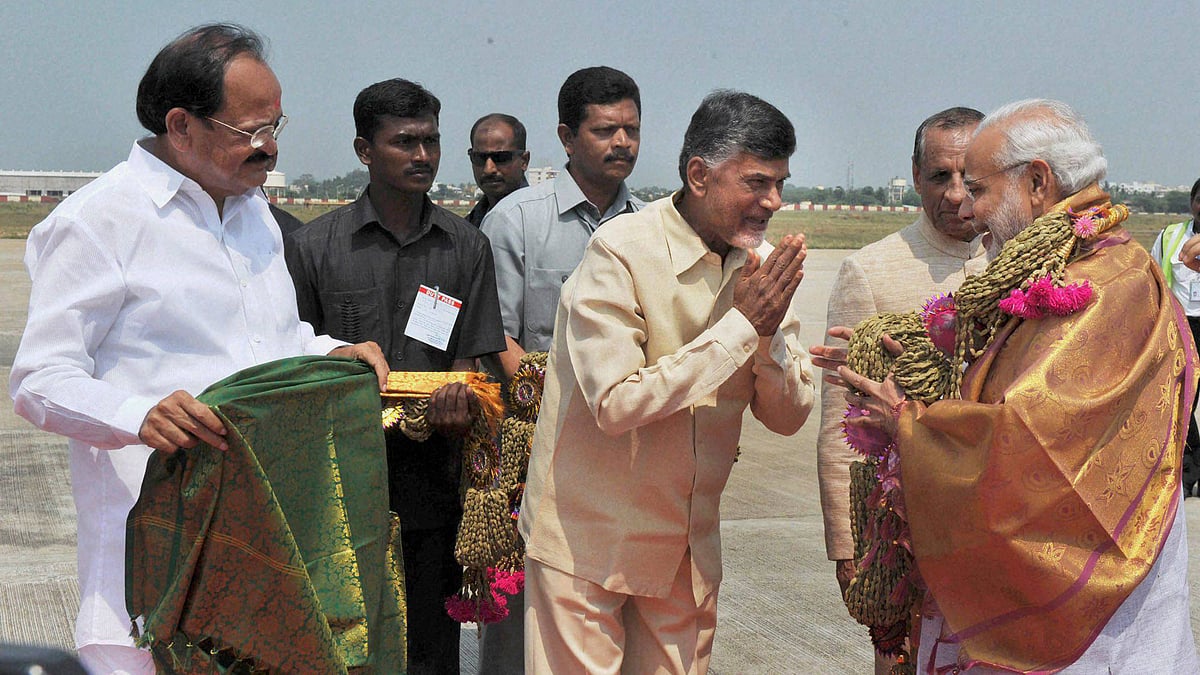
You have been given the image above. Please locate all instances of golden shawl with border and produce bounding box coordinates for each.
[898,191,1197,672]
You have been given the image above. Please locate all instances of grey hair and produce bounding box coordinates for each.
[677,90,795,184]
[977,99,1107,195]
[912,106,983,169]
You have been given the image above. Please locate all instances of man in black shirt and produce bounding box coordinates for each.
[285,78,505,675]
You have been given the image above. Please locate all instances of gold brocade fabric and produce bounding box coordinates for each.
[898,192,1198,672]
[380,369,512,619]
[127,357,406,674]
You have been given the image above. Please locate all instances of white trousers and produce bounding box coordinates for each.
[76,644,154,675]
[917,506,1199,673]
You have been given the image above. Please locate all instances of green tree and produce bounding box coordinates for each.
[1163,190,1190,214]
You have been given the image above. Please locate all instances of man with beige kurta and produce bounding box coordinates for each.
[818,108,986,575]
[519,90,815,674]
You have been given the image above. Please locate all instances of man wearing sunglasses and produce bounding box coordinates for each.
[9,24,388,675]
[465,114,530,227]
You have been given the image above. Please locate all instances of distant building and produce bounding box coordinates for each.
[1,169,288,199]
[263,170,286,197]
[0,170,103,197]
[1112,180,1191,198]
[527,166,559,185]
[1115,181,1164,196]
[888,177,908,205]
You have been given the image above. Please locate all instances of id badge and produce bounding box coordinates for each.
[1190,279,1200,304]
[403,284,462,351]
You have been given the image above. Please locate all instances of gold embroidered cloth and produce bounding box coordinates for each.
[127,356,406,673]
[898,194,1197,672]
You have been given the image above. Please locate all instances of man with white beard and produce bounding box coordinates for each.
[814,99,1198,673]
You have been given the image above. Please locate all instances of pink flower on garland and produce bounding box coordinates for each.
[998,275,1093,320]
[1068,205,1105,239]
[920,293,957,356]
[998,287,1043,320]
[445,595,482,623]
[842,405,894,460]
[1072,214,1097,238]
[478,592,510,624]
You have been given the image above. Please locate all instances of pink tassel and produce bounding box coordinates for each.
[445,595,481,623]
[1000,276,1093,319]
[1044,282,1093,315]
[998,287,1043,320]
[490,568,524,596]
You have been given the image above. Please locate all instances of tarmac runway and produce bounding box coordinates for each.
[0,238,1196,673]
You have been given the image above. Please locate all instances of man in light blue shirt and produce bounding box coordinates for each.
[482,66,644,380]
[477,65,642,674]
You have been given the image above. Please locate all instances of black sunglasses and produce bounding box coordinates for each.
[467,149,523,167]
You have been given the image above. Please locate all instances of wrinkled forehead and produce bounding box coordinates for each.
[919,126,973,169]
[218,56,281,119]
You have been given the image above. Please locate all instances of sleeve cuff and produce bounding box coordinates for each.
[309,335,349,356]
[713,308,760,367]
[111,394,160,446]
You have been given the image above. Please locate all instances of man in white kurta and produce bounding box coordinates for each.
[9,25,386,674]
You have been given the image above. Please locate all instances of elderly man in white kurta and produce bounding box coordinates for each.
[9,25,386,675]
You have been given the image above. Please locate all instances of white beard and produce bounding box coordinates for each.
[983,183,1029,260]
[734,230,766,250]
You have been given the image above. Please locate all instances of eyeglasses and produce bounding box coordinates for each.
[205,114,288,149]
[467,149,523,167]
[963,161,1029,202]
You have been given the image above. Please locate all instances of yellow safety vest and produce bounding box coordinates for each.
[1158,220,1194,289]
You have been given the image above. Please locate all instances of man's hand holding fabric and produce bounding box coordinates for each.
[328,341,389,391]
[138,390,228,454]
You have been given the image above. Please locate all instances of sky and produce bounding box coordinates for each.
[2,1,1198,190]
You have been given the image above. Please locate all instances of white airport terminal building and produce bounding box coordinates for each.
[0,169,288,199]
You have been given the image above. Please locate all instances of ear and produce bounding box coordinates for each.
[684,156,710,198]
[163,107,194,152]
[1026,158,1057,212]
[557,124,575,157]
[353,137,371,166]
[519,150,530,171]
[911,159,921,192]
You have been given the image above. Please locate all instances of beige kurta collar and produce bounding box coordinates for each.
[664,191,749,278]
[915,211,984,260]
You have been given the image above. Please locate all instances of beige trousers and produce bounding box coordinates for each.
[524,555,717,675]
